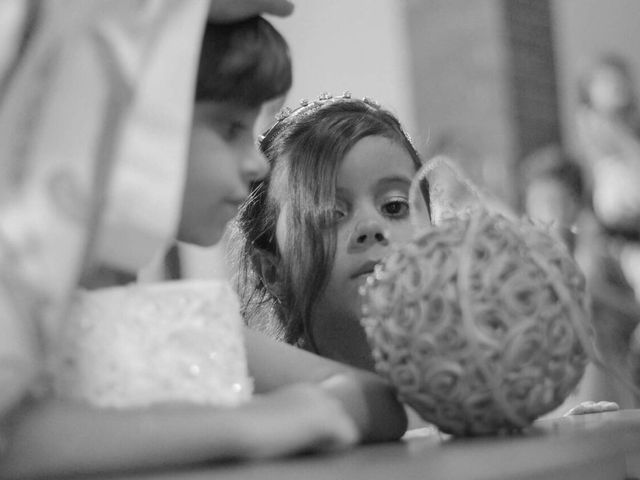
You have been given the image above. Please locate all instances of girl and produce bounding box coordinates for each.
[234,92,429,372]
[0,5,406,479]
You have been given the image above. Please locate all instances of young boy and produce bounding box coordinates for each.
[0,4,406,478]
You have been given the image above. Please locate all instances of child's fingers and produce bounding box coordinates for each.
[565,404,587,415]
[564,400,620,416]
[234,384,359,459]
[255,0,295,17]
[208,0,294,22]
[270,383,360,452]
[598,401,620,412]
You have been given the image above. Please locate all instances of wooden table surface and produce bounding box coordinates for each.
[96,409,640,480]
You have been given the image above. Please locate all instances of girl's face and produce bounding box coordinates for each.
[178,101,268,246]
[276,135,418,370]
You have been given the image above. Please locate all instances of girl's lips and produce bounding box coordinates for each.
[351,260,380,279]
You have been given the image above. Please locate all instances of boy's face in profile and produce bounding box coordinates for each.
[178,100,268,246]
[254,94,286,137]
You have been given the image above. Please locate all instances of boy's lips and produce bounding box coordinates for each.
[219,199,244,221]
[351,260,380,279]
[225,198,245,208]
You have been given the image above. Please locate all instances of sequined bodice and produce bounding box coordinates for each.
[52,281,252,408]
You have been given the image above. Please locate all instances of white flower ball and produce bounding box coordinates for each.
[360,209,590,436]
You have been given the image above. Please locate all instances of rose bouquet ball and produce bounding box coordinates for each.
[360,208,591,436]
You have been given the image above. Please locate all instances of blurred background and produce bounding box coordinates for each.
[269,0,640,209]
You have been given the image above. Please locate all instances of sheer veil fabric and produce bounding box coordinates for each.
[0,0,208,415]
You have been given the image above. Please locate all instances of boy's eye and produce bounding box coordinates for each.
[382,199,409,218]
[225,121,247,140]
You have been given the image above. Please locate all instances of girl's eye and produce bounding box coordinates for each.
[330,203,348,225]
[382,199,409,218]
[332,208,347,222]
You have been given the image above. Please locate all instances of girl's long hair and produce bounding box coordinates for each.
[232,98,427,346]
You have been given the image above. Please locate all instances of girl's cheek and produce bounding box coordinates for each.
[335,225,352,250]
[274,207,290,253]
[389,222,414,245]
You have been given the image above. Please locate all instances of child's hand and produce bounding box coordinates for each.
[234,383,359,459]
[564,400,620,416]
[208,0,294,22]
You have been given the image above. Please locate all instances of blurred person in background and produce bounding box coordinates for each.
[576,53,640,296]
[521,145,585,253]
[574,54,640,405]
[522,144,640,413]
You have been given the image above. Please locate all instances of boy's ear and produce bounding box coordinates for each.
[255,249,284,299]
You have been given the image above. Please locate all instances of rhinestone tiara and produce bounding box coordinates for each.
[258,91,381,145]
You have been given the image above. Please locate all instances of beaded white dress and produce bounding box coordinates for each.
[0,0,210,417]
[52,280,253,409]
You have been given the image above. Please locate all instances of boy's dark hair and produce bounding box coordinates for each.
[195,16,292,107]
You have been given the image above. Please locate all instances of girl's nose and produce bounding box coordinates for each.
[348,219,390,251]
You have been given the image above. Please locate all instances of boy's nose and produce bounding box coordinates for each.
[348,219,390,251]
[241,146,269,183]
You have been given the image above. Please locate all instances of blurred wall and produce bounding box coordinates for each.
[553,0,640,156]
[402,0,563,207]
[267,0,417,137]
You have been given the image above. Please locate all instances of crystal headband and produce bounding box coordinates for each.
[258,91,381,145]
